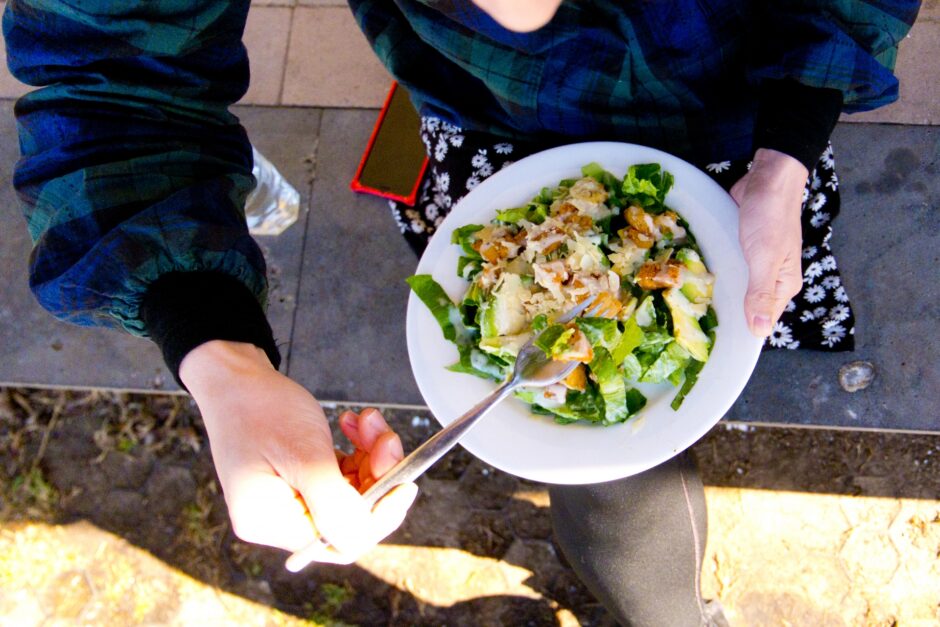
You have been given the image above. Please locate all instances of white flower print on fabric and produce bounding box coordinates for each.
[821,145,835,169]
[432,192,450,212]
[434,138,448,162]
[821,275,841,290]
[471,150,490,169]
[425,202,441,222]
[478,162,494,178]
[822,323,846,347]
[804,261,824,283]
[810,212,831,228]
[405,207,426,234]
[706,161,731,174]
[389,200,409,233]
[820,255,837,271]
[801,309,817,322]
[767,321,794,348]
[805,285,826,303]
[440,120,461,135]
[785,299,797,313]
[437,172,450,193]
[813,306,828,318]
[828,304,850,323]
[449,134,464,148]
[786,340,800,350]
[826,172,839,191]
[810,172,822,190]
[802,245,818,259]
[810,192,827,212]
[834,286,849,303]
[494,142,514,155]
[466,175,480,191]
[822,230,833,250]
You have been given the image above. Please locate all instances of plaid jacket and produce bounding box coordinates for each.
[2,0,919,348]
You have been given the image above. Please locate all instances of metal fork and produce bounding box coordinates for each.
[286,294,603,572]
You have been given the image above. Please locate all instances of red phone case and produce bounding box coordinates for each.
[350,82,429,206]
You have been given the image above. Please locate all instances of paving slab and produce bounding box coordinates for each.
[0,2,29,100]
[241,5,293,106]
[725,124,940,432]
[281,6,393,108]
[841,19,940,126]
[0,103,318,392]
[288,108,422,403]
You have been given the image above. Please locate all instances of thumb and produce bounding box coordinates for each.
[281,454,374,557]
[744,248,778,337]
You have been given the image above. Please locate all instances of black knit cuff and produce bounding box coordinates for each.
[140,271,282,389]
[753,78,843,171]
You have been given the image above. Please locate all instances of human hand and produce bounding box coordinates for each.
[730,148,808,337]
[179,340,418,565]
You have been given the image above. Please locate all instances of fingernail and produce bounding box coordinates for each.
[386,433,404,460]
[753,315,772,336]
[362,408,386,431]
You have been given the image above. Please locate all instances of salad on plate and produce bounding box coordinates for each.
[408,162,717,426]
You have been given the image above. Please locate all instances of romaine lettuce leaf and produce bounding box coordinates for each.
[533,324,574,358]
[611,317,644,364]
[671,359,705,410]
[496,204,548,225]
[406,275,473,345]
[590,347,629,424]
[621,163,674,213]
[448,345,508,382]
[451,224,484,258]
[622,353,644,381]
[575,317,621,352]
[639,342,691,384]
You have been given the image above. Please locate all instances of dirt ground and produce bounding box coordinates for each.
[1,386,938,626]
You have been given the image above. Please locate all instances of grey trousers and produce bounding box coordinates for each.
[549,452,709,627]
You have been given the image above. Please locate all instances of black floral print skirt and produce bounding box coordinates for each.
[389,117,855,351]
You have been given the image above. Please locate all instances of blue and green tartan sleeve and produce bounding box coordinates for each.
[2,0,270,340]
[747,1,921,112]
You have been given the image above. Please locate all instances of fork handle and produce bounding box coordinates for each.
[360,377,517,508]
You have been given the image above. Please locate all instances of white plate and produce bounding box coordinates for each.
[406,142,762,484]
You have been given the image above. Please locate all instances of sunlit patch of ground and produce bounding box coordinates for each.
[2,387,940,625]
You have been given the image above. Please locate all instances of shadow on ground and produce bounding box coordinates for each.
[1,387,938,625]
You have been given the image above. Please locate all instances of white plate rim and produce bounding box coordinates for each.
[406,141,762,484]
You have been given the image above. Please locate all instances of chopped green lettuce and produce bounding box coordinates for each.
[611,317,644,364]
[590,347,629,424]
[575,317,621,352]
[496,203,549,224]
[534,324,575,358]
[406,275,472,345]
[671,359,705,410]
[451,224,484,258]
[639,342,691,384]
[621,163,674,213]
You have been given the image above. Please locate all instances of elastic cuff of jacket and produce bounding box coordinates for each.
[140,271,282,390]
[753,78,843,172]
